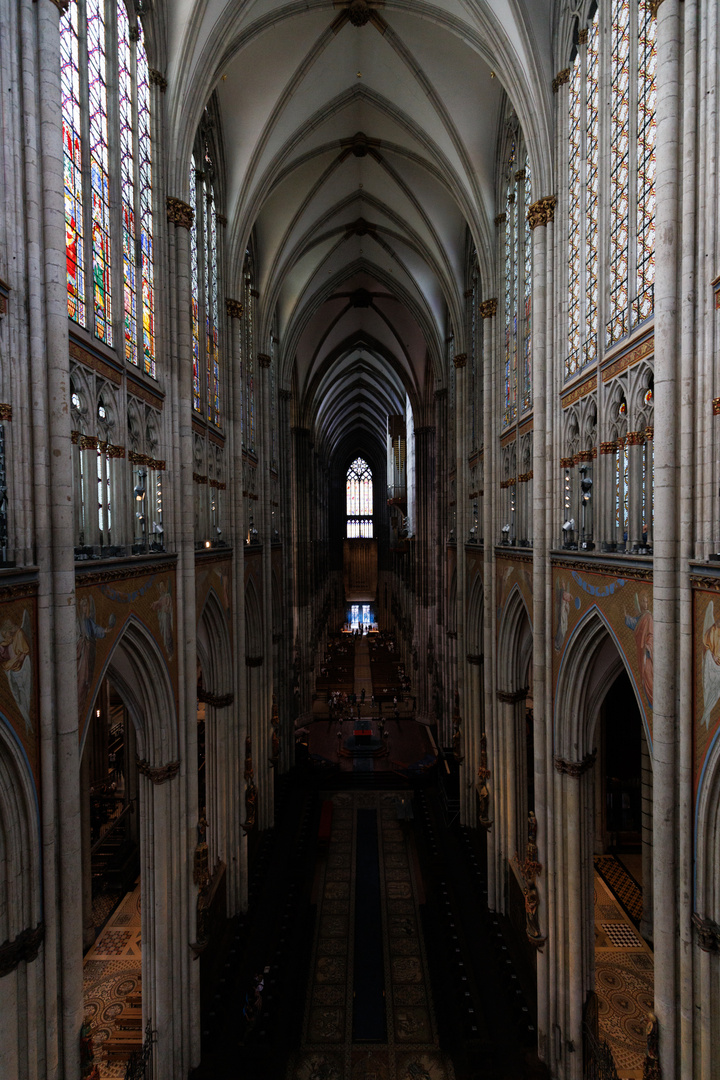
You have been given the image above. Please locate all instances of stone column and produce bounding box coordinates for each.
[258,352,274,829]
[453,351,472,822]
[414,424,436,723]
[529,193,555,1061]
[480,297,498,909]
[627,431,644,550]
[640,732,654,943]
[653,1,682,1073]
[278,387,293,771]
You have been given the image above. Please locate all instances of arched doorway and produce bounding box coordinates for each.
[554,612,654,1080]
[79,620,189,1080]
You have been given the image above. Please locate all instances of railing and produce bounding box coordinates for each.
[124,1020,155,1080]
[583,993,619,1080]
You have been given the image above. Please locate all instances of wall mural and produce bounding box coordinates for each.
[0,580,39,789]
[692,578,720,812]
[552,561,653,744]
[76,561,179,745]
[496,553,533,628]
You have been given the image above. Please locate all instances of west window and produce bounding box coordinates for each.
[346,458,373,538]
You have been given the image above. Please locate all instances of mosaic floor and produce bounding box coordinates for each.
[288,791,456,1080]
[594,872,653,1080]
[83,881,142,1078]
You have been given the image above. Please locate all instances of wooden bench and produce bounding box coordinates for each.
[318,799,333,846]
[103,1030,142,1061]
[116,1005,142,1030]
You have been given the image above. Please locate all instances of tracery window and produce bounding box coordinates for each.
[241,252,257,454]
[565,2,656,375]
[346,458,373,538]
[189,135,221,425]
[60,0,155,374]
[501,133,532,427]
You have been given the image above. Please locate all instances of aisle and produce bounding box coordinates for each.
[289,790,455,1080]
[353,634,373,704]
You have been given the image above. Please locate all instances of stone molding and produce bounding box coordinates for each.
[149,69,168,92]
[453,353,468,369]
[0,923,44,976]
[75,560,177,587]
[128,450,165,469]
[480,298,498,319]
[561,373,597,409]
[136,757,180,784]
[496,687,528,704]
[197,688,234,708]
[554,749,597,777]
[551,556,652,581]
[166,196,194,230]
[528,196,556,229]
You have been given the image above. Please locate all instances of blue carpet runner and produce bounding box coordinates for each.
[352,809,386,1041]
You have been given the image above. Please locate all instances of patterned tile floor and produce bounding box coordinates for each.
[83,881,142,1078]
[289,791,455,1080]
[594,873,653,1080]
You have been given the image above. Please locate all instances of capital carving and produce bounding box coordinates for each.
[48,0,70,12]
[197,688,234,708]
[600,440,616,455]
[626,430,645,446]
[216,213,227,227]
[496,687,528,704]
[692,912,720,952]
[136,756,180,784]
[0,923,45,976]
[514,168,526,183]
[279,388,292,401]
[578,28,588,44]
[528,196,557,229]
[480,298,498,319]
[554,749,597,777]
[226,298,243,320]
[648,0,664,17]
[453,353,468,369]
[166,196,194,230]
[713,398,720,416]
[0,403,12,421]
[258,353,271,369]
[552,68,570,93]
[149,69,168,92]
[246,655,264,667]
[494,212,507,228]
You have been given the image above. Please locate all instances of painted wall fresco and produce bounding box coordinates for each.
[692,578,720,808]
[496,553,533,629]
[551,560,653,743]
[76,560,178,744]
[0,578,39,790]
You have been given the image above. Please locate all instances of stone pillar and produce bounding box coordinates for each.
[529,193,555,1061]
[414,424,436,723]
[80,744,94,952]
[627,431,645,550]
[640,733,654,943]
[278,387,293,771]
[653,1,682,1072]
[480,297,498,910]
[453,351,472,823]
[258,352,274,829]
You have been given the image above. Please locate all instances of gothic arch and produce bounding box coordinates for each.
[244,578,263,660]
[497,583,532,695]
[197,589,232,697]
[467,572,484,657]
[695,730,720,925]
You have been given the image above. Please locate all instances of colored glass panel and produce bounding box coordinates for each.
[87,0,112,344]
[608,0,630,345]
[136,32,155,375]
[118,4,137,366]
[190,162,201,411]
[585,19,599,363]
[522,157,532,410]
[635,1,656,325]
[567,57,581,376]
[60,3,85,326]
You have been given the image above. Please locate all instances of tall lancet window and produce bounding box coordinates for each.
[242,251,257,454]
[501,132,531,427]
[189,134,221,424]
[346,458,373,538]
[60,1,156,374]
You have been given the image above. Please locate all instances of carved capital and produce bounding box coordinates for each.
[166,196,194,230]
[494,212,507,228]
[480,298,498,319]
[600,441,616,455]
[0,403,12,421]
[528,196,557,229]
[552,68,570,93]
[496,687,528,704]
[258,353,271,369]
[48,0,70,12]
[713,398,720,416]
[149,69,168,92]
[198,688,234,708]
[0,923,44,976]
[692,912,720,952]
[578,28,588,44]
[136,756,180,784]
[246,655,264,667]
[554,749,597,777]
[226,298,243,320]
[216,213,227,227]
[466,653,483,665]
[278,388,292,401]
[626,429,645,446]
[648,0,664,17]
[453,353,467,369]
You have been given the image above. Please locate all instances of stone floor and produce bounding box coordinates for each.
[83,881,142,1077]
[594,871,654,1079]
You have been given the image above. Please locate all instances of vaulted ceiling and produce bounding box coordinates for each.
[163,0,555,461]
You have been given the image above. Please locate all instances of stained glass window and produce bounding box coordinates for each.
[346,458,373,537]
[60,2,85,326]
[501,132,529,428]
[585,20,599,362]
[190,161,201,412]
[609,0,630,345]
[87,0,112,344]
[59,2,156,371]
[245,259,256,453]
[635,3,656,325]
[522,156,532,410]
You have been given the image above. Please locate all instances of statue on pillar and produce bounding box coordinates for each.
[477,732,492,828]
[643,1013,661,1080]
[270,693,280,767]
[513,810,546,950]
[244,734,254,782]
[452,716,464,763]
[193,813,210,890]
[241,780,258,833]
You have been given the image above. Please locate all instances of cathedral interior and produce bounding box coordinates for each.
[1,1,720,1078]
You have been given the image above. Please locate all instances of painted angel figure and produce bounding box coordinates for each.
[553,578,572,653]
[0,610,33,732]
[624,592,654,707]
[77,595,116,704]
[151,579,174,659]
[701,600,720,729]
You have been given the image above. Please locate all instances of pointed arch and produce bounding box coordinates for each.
[0,715,41,944]
[244,577,263,659]
[497,583,532,695]
[197,588,232,696]
[467,572,484,657]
